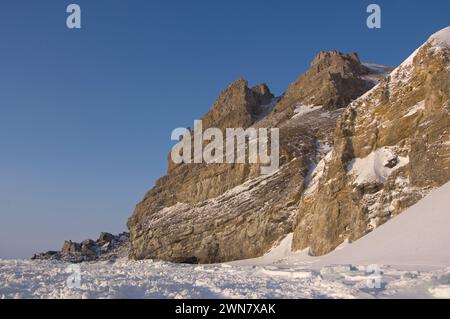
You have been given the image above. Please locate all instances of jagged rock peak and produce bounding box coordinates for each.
[310,50,369,76]
[271,50,375,118]
[250,82,271,96]
[202,78,274,130]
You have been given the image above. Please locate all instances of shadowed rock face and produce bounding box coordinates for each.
[293,29,450,256]
[127,49,383,263]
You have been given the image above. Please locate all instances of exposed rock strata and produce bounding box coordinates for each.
[293,28,450,256]
[128,51,384,263]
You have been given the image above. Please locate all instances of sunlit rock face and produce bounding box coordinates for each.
[293,27,450,256]
[127,47,386,263]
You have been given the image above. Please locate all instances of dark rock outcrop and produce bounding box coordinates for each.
[32,232,129,263]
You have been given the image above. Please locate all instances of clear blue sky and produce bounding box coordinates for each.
[0,0,448,259]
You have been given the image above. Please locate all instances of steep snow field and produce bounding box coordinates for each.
[236,182,450,269]
[311,182,450,269]
[1,183,450,299]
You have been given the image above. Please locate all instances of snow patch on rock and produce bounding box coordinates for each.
[430,26,450,49]
[292,104,323,119]
[304,150,333,196]
[403,100,426,118]
[348,147,409,186]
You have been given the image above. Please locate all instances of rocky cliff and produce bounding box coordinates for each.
[127,50,387,263]
[292,27,450,255]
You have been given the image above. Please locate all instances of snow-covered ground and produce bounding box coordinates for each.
[1,182,449,299]
[1,256,450,299]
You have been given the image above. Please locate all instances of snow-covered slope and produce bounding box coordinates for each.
[430,26,450,48]
[317,182,450,268]
[241,182,450,270]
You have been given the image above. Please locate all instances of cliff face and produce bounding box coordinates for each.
[127,50,384,263]
[292,27,450,255]
[128,28,450,264]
